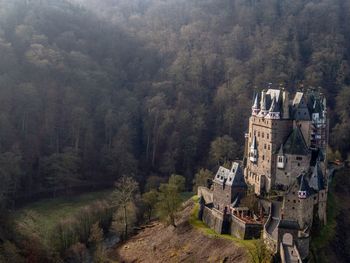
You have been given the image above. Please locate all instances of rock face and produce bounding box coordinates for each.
[109,199,248,263]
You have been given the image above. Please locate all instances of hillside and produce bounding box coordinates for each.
[110,198,248,263]
[2,0,350,209]
[1,0,350,262]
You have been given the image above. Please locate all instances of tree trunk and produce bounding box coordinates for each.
[123,205,128,240]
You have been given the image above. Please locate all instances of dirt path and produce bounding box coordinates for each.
[109,199,248,263]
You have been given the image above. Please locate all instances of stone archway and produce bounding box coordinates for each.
[282,233,293,246]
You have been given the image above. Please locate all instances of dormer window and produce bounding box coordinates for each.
[298,190,307,199]
[277,145,285,169]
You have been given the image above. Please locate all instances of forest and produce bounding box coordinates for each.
[0,0,350,260]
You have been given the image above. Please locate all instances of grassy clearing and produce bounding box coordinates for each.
[188,195,255,250]
[15,190,112,237]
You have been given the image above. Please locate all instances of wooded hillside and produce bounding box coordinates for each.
[1,0,350,207]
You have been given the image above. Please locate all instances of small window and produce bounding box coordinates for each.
[267,134,270,139]
[262,132,264,138]
[258,132,260,137]
[298,163,300,166]
[296,156,303,161]
[293,200,296,203]
[268,145,270,150]
[264,144,267,149]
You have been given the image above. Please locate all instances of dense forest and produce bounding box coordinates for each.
[0,0,350,210]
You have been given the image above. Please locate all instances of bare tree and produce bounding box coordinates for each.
[111,175,139,240]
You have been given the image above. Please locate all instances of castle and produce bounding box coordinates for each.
[198,87,329,262]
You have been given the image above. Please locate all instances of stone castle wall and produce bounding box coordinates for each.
[230,214,262,239]
[282,185,314,229]
[202,206,224,234]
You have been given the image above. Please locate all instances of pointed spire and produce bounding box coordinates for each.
[278,144,284,156]
[252,93,259,109]
[252,93,260,116]
[277,144,285,169]
[298,173,310,199]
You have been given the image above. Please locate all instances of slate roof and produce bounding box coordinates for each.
[309,162,325,191]
[283,127,309,156]
[252,93,259,109]
[296,173,316,197]
[213,162,247,187]
[310,149,325,166]
[278,219,300,230]
[269,97,279,112]
[278,144,284,156]
[231,193,243,207]
[292,92,311,120]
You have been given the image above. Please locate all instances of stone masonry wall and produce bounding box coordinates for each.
[245,116,293,194]
[275,154,310,187]
[202,206,224,234]
[230,215,262,239]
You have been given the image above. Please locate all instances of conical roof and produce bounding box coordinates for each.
[299,173,310,194]
[283,127,309,155]
[278,144,284,156]
[252,93,259,109]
